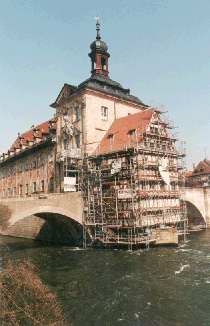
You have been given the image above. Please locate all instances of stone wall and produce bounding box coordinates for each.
[155,228,178,245]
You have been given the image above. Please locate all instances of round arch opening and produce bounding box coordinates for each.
[8,212,86,246]
[185,201,206,229]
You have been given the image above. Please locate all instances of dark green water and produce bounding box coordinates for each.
[1,231,210,326]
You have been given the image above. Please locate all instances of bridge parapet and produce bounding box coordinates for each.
[0,192,83,226]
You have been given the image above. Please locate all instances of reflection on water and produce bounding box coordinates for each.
[1,232,210,326]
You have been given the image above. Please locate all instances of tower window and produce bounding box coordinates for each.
[101,106,108,121]
[101,57,107,70]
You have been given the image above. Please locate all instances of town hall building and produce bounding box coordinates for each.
[0,22,187,247]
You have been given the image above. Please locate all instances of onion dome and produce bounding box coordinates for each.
[89,19,110,77]
[90,38,108,53]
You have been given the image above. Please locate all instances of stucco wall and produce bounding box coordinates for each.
[84,92,144,154]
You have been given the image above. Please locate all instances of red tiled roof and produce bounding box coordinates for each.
[185,171,193,178]
[192,159,210,175]
[95,109,154,155]
[10,119,56,152]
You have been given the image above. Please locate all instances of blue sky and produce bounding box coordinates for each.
[0,0,209,168]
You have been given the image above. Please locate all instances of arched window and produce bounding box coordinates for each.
[101,57,107,70]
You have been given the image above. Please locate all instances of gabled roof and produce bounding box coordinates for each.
[50,83,77,108]
[94,108,154,155]
[192,159,210,176]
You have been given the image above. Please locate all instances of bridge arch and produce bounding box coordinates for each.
[185,200,206,227]
[8,205,84,245]
[0,192,87,245]
[182,187,209,227]
[10,205,82,226]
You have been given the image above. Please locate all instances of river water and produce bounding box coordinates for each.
[1,231,210,326]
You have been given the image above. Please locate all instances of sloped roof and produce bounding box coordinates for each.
[192,159,210,175]
[78,75,147,106]
[50,83,77,108]
[95,109,154,155]
[10,120,56,151]
[51,76,148,108]
[185,170,193,178]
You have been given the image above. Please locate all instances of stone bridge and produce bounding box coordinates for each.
[0,192,84,244]
[0,187,209,243]
[182,187,210,227]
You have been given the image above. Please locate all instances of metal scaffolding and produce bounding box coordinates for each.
[81,112,188,249]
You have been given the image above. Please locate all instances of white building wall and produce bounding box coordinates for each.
[84,92,144,154]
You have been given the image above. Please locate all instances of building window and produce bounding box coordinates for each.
[32,160,37,169]
[74,107,80,121]
[171,182,176,191]
[150,142,155,149]
[49,177,54,193]
[33,182,36,193]
[26,184,29,195]
[64,138,68,150]
[75,134,80,148]
[108,134,114,149]
[19,184,23,196]
[128,129,136,144]
[41,180,44,192]
[101,106,108,121]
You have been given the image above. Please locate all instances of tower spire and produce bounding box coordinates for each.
[89,20,110,77]
[96,17,101,40]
